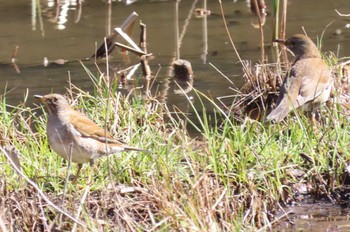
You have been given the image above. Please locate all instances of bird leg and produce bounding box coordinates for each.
[311,112,318,130]
[71,164,83,183]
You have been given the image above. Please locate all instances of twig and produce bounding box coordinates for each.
[59,142,74,225]
[139,21,147,54]
[280,0,288,64]
[272,0,280,40]
[120,12,139,31]
[252,0,265,63]
[211,188,227,211]
[92,12,138,59]
[335,9,350,17]
[0,213,7,232]
[209,62,235,85]
[11,45,19,63]
[217,0,250,76]
[114,42,147,56]
[139,21,152,79]
[74,0,82,23]
[0,147,86,228]
[175,0,180,59]
[280,0,287,41]
[140,55,152,79]
[72,178,90,232]
[11,46,21,73]
[256,210,293,232]
[115,27,144,54]
[178,0,199,48]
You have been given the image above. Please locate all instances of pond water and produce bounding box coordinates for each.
[1,0,350,230]
[276,203,350,232]
[0,0,349,110]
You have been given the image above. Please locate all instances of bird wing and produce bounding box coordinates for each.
[266,68,302,122]
[295,58,331,106]
[68,110,120,143]
[67,109,148,152]
[267,58,331,122]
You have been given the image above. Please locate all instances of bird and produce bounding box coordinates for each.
[34,93,148,180]
[266,34,333,122]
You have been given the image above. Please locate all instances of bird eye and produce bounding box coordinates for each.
[51,97,58,104]
[288,40,296,46]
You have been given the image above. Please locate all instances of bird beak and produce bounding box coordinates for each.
[274,38,286,44]
[34,95,45,103]
[34,95,43,99]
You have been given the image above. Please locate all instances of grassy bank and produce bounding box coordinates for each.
[0,63,349,231]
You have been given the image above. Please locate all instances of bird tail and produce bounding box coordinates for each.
[98,136,149,153]
[124,146,150,153]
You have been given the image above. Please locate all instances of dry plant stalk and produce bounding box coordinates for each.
[139,22,147,54]
[0,147,86,228]
[139,21,151,78]
[229,62,283,120]
[251,0,266,62]
[92,12,139,59]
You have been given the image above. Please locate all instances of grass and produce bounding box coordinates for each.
[1,55,350,231]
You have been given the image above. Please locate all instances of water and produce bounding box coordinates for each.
[1,0,349,108]
[276,203,350,232]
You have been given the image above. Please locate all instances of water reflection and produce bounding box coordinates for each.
[276,203,350,232]
[0,0,349,111]
[38,0,82,31]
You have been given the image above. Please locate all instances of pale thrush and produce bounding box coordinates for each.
[267,34,333,122]
[35,93,148,179]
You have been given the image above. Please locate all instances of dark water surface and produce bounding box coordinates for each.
[1,0,350,230]
[276,203,350,232]
[0,0,349,108]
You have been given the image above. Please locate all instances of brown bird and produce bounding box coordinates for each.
[267,34,333,122]
[34,93,148,179]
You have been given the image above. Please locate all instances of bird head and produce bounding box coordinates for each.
[34,93,71,115]
[275,34,321,59]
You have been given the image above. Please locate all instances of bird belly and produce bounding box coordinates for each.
[47,122,92,164]
[77,137,125,160]
[48,133,92,164]
[47,120,126,163]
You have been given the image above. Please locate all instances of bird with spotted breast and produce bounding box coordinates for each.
[34,93,148,180]
[267,34,333,122]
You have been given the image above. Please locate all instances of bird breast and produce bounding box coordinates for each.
[47,117,126,163]
[47,118,91,163]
